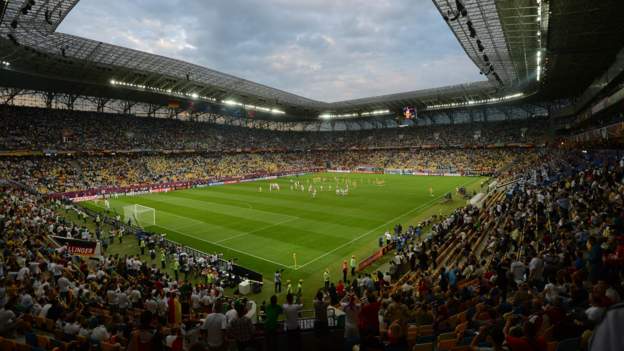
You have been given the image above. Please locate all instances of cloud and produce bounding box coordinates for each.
[58,0,484,102]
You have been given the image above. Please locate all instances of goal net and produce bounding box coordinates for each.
[123,204,155,227]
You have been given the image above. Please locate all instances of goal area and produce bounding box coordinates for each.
[123,204,155,227]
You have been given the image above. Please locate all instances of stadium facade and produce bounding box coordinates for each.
[0,0,622,134]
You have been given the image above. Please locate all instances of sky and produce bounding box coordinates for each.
[58,0,484,102]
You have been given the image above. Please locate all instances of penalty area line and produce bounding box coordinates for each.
[215,217,298,244]
[155,224,292,269]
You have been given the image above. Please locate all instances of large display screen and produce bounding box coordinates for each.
[402,106,417,120]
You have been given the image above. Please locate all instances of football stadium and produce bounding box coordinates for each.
[1,0,623,350]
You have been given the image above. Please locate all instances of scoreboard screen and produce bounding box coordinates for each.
[402,106,417,120]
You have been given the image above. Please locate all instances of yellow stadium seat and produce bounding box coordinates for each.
[412,342,433,351]
[0,338,17,351]
[418,324,433,336]
[15,343,31,351]
[35,335,49,349]
[437,339,457,351]
[100,342,120,351]
[407,324,419,346]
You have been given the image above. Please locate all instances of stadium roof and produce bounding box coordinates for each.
[0,0,622,120]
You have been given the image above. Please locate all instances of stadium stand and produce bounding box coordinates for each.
[1,146,623,351]
[1,0,624,350]
[0,106,546,152]
[1,149,527,195]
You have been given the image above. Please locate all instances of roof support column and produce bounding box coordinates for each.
[63,94,78,110]
[0,88,22,105]
[122,101,136,115]
[499,106,511,121]
[96,98,109,113]
[167,108,178,119]
[44,92,55,109]
[147,104,162,117]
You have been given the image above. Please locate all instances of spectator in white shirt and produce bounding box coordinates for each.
[57,275,71,298]
[528,254,544,282]
[190,290,201,310]
[0,307,17,337]
[340,292,362,350]
[510,259,526,284]
[63,318,82,336]
[201,300,227,350]
[16,267,30,282]
[117,291,130,310]
[225,303,239,327]
[19,292,33,311]
[91,324,110,342]
[283,293,303,350]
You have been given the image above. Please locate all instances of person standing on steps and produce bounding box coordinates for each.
[264,295,282,351]
[283,293,303,351]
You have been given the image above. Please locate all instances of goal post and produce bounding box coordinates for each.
[123,204,155,227]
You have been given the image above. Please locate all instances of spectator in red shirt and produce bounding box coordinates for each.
[336,280,346,298]
[504,314,547,351]
[358,290,381,336]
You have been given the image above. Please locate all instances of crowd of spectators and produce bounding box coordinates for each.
[0,106,546,152]
[319,149,624,351]
[0,149,529,194]
[0,186,262,350]
[2,104,624,350]
[0,153,303,194]
[0,105,547,197]
[1,149,622,351]
[327,149,523,174]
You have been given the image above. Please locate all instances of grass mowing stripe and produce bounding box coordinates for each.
[162,193,298,222]
[190,186,391,221]
[155,209,247,239]
[293,178,480,270]
[162,193,367,234]
[91,196,369,260]
[133,197,293,234]
[153,224,293,268]
[85,174,486,303]
[154,195,359,251]
[214,217,299,244]
[144,195,295,226]
[165,221,208,233]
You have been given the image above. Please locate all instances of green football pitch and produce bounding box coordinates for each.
[84,172,485,300]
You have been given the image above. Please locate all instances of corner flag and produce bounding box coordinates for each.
[292,253,297,269]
